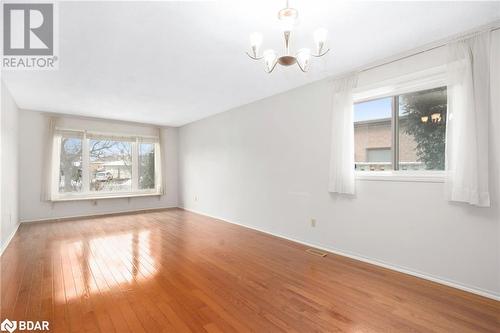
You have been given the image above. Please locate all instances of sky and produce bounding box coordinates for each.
[354,97,392,122]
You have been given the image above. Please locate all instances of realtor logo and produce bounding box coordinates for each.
[3,3,53,55]
[2,1,58,69]
[0,319,16,333]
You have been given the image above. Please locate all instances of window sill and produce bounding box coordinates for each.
[355,171,445,183]
[52,191,162,202]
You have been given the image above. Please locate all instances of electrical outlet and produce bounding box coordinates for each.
[194,196,198,202]
[310,218,316,227]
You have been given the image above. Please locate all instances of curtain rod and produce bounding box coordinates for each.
[359,25,500,73]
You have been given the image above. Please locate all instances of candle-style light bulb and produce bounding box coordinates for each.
[313,28,328,54]
[249,32,263,58]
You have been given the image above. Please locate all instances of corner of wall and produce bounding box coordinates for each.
[1,80,20,255]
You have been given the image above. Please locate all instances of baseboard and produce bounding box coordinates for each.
[0,223,20,256]
[181,207,500,302]
[20,206,178,224]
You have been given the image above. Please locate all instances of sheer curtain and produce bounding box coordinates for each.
[41,116,58,201]
[157,127,166,195]
[328,74,358,195]
[445,32,491,207]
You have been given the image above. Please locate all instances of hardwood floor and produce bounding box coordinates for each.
[1,209,499,332]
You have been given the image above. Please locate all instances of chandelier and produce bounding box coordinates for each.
[246,1,330,73]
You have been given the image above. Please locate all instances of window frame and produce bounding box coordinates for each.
[353,66,447,182]
[52,130,162,201]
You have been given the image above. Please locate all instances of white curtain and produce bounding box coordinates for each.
[157,127,166,195]
[328,74,358,195]
[41,116,58,201]
[445,32,491,207]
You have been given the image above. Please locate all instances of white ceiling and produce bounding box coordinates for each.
[3,1,500,126]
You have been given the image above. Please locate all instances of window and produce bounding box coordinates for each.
[354,97,393,171]
[58,134,83,193]
[354,86,447,173]
[53,131,161,200]
[89,139,133,192]
[367,148,391,163]
[398,88,447,171]
[139,143,155,190]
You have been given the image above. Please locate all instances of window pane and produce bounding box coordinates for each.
[139,143,155,190]
[367,148,391,162]
[354,97,393,171]
[59,137,82,193]
[89,140,132,192]
[398,87,447,171]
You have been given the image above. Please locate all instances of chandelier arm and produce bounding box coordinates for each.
[296,59,308,73]
[265,60,279,74]
[246,51,263,60]
[312,48,331,57]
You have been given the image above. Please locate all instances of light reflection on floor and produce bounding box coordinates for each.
[55,229,158,303]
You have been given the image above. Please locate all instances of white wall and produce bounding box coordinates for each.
[179,32,500,298]
[18,110,179,221]
[1,81,20,252]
